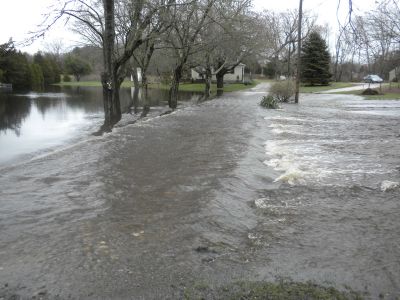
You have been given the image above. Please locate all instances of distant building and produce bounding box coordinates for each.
[191,63,246,83]
[389,67,399,82]
[130,68,142,82]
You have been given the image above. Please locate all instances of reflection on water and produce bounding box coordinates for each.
[0,86,201,164]
[0,94,31,136]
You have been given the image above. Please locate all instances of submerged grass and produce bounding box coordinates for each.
[183,281,365,300]
[55,81,257,93]
[54,81,133,88]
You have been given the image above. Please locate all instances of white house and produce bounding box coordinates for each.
[191,63,246,83]
[130,67,142,82]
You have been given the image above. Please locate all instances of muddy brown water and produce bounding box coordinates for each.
[0,83,399,299]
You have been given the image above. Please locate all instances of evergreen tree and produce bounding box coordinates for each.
[50,59,62,83]
[301,32,332,86]
[29,63,44,91]
[33,52,61,85]
[0,40,31,89]
[34,52,54,85]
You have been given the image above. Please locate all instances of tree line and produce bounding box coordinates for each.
[0,40,93,90]
[0,40,61,90]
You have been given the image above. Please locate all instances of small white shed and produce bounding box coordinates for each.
[389,67,399,82]
[191,63,246,83]
[130,67,142,82]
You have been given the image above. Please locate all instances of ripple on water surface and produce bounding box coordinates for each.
[263,101,400,188]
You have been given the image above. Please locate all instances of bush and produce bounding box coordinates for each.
[269,80,295,102]
[63,74,72,82]
[361,88,380,95]
[260,95,279,109]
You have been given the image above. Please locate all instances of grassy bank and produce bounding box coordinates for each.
[55,80,257,93]
[333,86,400,100]
[250,80,355,93]
[299,82,355,93]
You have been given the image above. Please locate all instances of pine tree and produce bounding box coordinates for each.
[29,63,44,91]
[301,32,331,86]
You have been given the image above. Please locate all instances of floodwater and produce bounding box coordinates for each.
[0,83,399,299]
[0,86,201,165]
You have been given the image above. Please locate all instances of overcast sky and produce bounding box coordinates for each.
[0,0,377,54]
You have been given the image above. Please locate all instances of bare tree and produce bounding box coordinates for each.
[33,0,174,132]
[166,0,215,109]
[260,9,316,79]
[190,0,258,97]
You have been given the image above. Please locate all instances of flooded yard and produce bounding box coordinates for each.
[0,83,399,299]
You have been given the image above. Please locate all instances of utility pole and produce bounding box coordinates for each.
[294,0,303,104]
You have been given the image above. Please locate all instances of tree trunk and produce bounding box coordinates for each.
[204,67,212,98]
[132,86,140,114]
[112,76,122,122]
[132,68,139,90]
[101,74,113,132]
[287,43,291,77]
[141,42,154,93]
[169,66,182,109]
[216,72,224,97]
[141,70,148,91]
[141,71,149,106]
[99,0,121,133]
[216,72,224,89]
[294,0,303,104]
[350,51,355,82]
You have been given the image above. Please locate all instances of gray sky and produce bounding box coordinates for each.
[0,0,78,53]
[0,0,377,54]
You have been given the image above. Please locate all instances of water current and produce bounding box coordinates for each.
[0,83,399,299]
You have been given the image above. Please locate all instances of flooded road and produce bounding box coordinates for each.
[0,84,399,299]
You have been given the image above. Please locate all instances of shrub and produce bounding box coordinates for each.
[361,88,379,95]
[260,95,279,109]
[269,80,295,102]
[63,74,72,82]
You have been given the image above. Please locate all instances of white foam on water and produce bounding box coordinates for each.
[274,169,308,185]
[254,198,268,209]
[380,180,399,192]
[263,134,389,186]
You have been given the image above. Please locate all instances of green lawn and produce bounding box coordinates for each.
[56,80,257,93]
[147,82,257,93]
[54,81,134,88]
[299,82,355,93]
[183,281,364,300]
